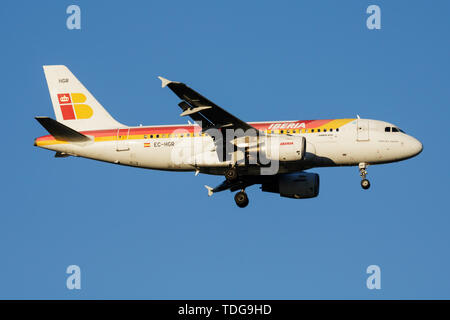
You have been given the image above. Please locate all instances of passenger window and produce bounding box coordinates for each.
[280,130,284,134]
[323,129,327,132]
[336,128,339,132]
[150,135,153,138]
[311,129,315,133]
[156,134,159,138]
[317,129,321,132]
[330,128,333,132]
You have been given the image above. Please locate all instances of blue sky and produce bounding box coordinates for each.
[0,0,449,299]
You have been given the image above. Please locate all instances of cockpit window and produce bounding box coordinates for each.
[385,126,405,133]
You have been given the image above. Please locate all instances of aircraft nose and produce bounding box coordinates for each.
[408,136,423,157]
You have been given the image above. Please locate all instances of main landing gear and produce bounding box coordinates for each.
[234,190,249,208]
[225,166,238,182]
[224,167,249,208]
[359,162,371,190]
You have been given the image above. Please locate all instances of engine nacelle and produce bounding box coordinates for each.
[248,135,306,162]
[261,172,320,199]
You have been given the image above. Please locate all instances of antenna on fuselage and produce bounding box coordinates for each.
[357,114,361,119]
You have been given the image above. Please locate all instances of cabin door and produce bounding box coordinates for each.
[116,128,130,151]
[356,119,369,141]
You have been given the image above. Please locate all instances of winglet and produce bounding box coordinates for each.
[204,185,214,197]
[158,76,176,88]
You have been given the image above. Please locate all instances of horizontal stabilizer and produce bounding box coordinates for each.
[35,117,91,142]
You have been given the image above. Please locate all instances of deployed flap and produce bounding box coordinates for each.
[35,117,91,142]
[180,106,212,117]
[54,152,71,158]
[159,77,255,132]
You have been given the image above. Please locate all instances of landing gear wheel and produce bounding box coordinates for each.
[361,179,371,190]
[225,167,238,182]
[234,191,249,208]
[358,163,371,190]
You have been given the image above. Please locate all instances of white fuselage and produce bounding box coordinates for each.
[35,118,423,175]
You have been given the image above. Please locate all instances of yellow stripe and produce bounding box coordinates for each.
[35,140,68,146]
[94,136,116,142]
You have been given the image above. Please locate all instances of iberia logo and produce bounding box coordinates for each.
[57,93,93,120]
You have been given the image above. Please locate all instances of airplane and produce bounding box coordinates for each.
[34,65,423,208]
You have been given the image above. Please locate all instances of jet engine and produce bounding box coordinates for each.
[261,172,320,199]
[245,135,306,162]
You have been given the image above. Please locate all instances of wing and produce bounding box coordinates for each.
[158,77,255,132]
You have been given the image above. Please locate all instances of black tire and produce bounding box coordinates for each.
[234,191,249,208]
[225,167,238,182]
[361,179,371,190]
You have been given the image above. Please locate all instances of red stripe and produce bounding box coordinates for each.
[305,119,331,128]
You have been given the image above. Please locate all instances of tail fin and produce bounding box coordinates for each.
[43,65,123,131]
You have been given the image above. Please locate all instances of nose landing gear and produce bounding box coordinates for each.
[234,190,249,208]
[359,162,371,190]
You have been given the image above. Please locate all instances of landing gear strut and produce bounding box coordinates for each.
[359,162,371,190]
[234,190,249,208]
[225,166,238,182]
